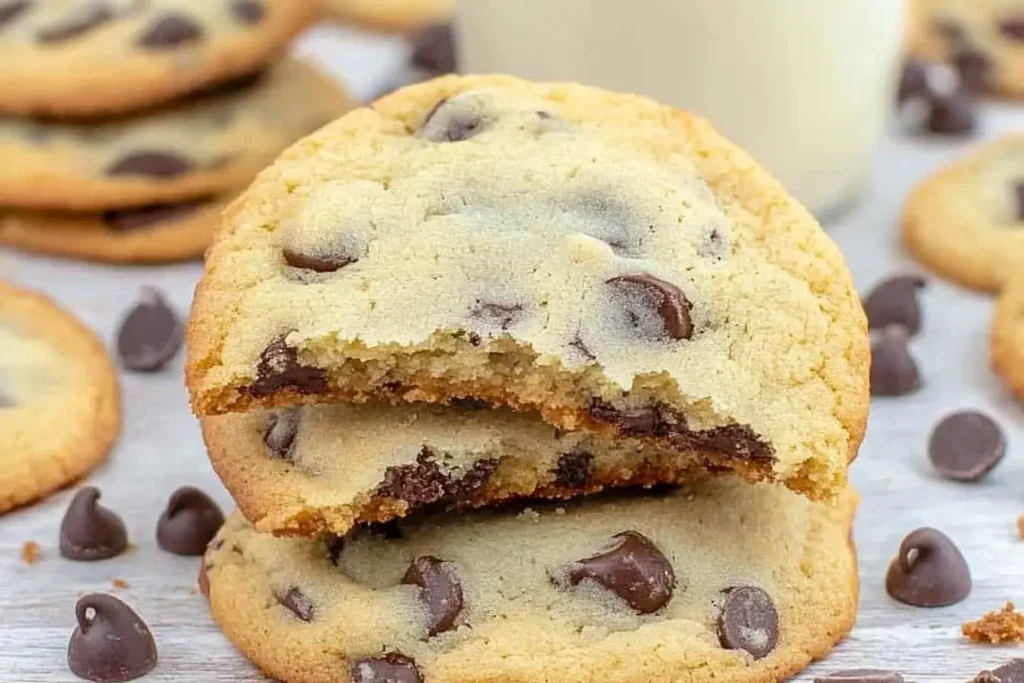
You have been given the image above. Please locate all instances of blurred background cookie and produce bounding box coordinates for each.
[324,0,452,33]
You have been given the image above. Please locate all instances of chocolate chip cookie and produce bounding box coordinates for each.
[0,196,228,264]
[0,60,351,211]
[0,0,321,117]
[908,0,1024,98]
[992,273,1024,398]
[903,134,1024,292]
[186,76,869,500]
[204,478,858,683]
[0,282,121,513]
[324,0,452,33]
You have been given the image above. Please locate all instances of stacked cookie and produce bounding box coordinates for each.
[185,76,871,683]
[0,1,351,264]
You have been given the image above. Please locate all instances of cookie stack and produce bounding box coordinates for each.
[186,75,870,683]
[0,1,351,265]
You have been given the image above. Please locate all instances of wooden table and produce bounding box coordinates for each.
[2,28,1023,683]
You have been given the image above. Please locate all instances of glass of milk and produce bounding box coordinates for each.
[455,0,904,219]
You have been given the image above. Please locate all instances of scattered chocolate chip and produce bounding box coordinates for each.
[68,594,157,682]
[247,336,327,398]
[136,13,203,48]
[229,0,264,24]
[263,409,300,461]
[553,452,594,489]
[106,151,193,178]
[863,275,926,335]
[0,0,30,29]
[928,410,1005,482]
[1000,17,1024,41]
[418,97,487,142]
[470,301,523,330]
[283,248,356,273]
[716,585,779,659]
[37,3,114,44]
[1014,181,1024,222]
[60,488,128,562]
[277,586,315,622]
[953,49,993,93]
[102,203,199,232]
[412,24,456,73]
[376,449,497,511]
[815,670,905,683]
[885,527,971,607]
[116,288,182,372]
[607,274,693,341]
[402,556,464,635]
[156,487,224,556]
[972,659,1024,683]
[898,59,929,105]
[350,654,422,683]
[933,17,966,43]
[870,327,921,397]
[925,91,977,135]
[561,531,675,614]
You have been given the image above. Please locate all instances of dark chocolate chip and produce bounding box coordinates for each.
[247,336,327,398]
[589,402,664,436]
[263,409,300,461]
[136,13,203,48]
[412,24,456,73]
[230,0,264,25]
[102,203,199,232]
[897,60,929,105]
[933,17,966,43]
[350,654,422,683]
[60,487,128,562]
[863,275,927,335]
[470,301,523,330]
[607,274,693,341]
[928,410,1006,482]
[419,98,487,142]
[925,91,977,135]
[553,452,594,489]
[283,248,356,273]
[376,449,498,510]
[815,670,905,683]
[106,151,193,178]
[67,594,157,683]
[972,660,1024,683]
[885,527,971,607]
[716,586,779,659]
[562,531,675,614]
[999,17,1024,41]
[156,487,225,556]
[870,327,921,397]
[37,3,114,43]
[402,556,464,635]
[1014,181,1024,222]
[276,586,315,622]
[116,288,182,372]
[953,49,993,93]
[0,0,31,29]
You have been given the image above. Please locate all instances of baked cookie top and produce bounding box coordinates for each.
[992,273,1024,399]
[204,479,858,683]
[0,281,121,513]
[186,75,869,500]
[0,59,351,211]
[0,0,321,117]
[903,133,1024,292]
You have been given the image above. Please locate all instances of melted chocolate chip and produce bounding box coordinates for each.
[402,556,464,635]
[37,3,114,43]
[263,409,300,461]
[972,660,1024,683]
[470,301,523,330]
[376,449,497,510]
[562,531,676,614]
[68,594,157,682]
[863,275,927,335]
[60,488,128,562]
[136,13,203,48]
[230,0,264,24]
[607,274,693,341]
[412,24,457,73]
[928,410,1006,482]
[999,17,1024,41]
[953,49,993,92]
[885,527,971,607]
[418,97,487,142]
[106,151,193,178]
[283,248,356,273]
[246,336,327,398]
[870,327,921,397]
[716,586,779,659]
[156,487,225,556]
[277,587,315,622]
[0,1,30,29]
[116,288,182,372]
[102,203,200,232]
[553,452,594,489]
[815,670,905,683]
[350,654,422,683]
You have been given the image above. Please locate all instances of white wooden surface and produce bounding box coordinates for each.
[2,28,1024,683]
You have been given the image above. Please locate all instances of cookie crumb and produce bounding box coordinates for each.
[963,602,1024,643]
[112,578,129,590]
[1017,514,1024,540]
[21,541,40,564]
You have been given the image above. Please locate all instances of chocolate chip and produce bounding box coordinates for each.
[116,288,182,372]
[402,556,464,635]
[37,3,114,43]
[972,660,1024,683]
[136,13,203,48]
[418,98,487,142]
[68,594,157,682]
[376,449,497,511]
[561,531,675,614]
[885,527,971,607]
[999,17,1024,41]
[102,203,199,232]
[925,91,977,135]
[229,0,264,24]
[953,49,993,93]
[863,275,927,335]
[156,487,224,556]
[716,586,779,659]
[412,24,456,73]
[247,336,327,398]
[898,60,929,105]
[350,654,422,683]
[607,274,693,341]
[0,0,30,29]
[589,402,664,436]
[553,452,594,489]
[1014,182,1024,222]
[870,327,921,397]
[277,586,315,622]
[106,151,193,178]
[60,488,128,561]
[263,409,300,461]
[470,301,523,330]
[928,410,1006,482]
[815,670,905,683]
[283,248,356,273]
